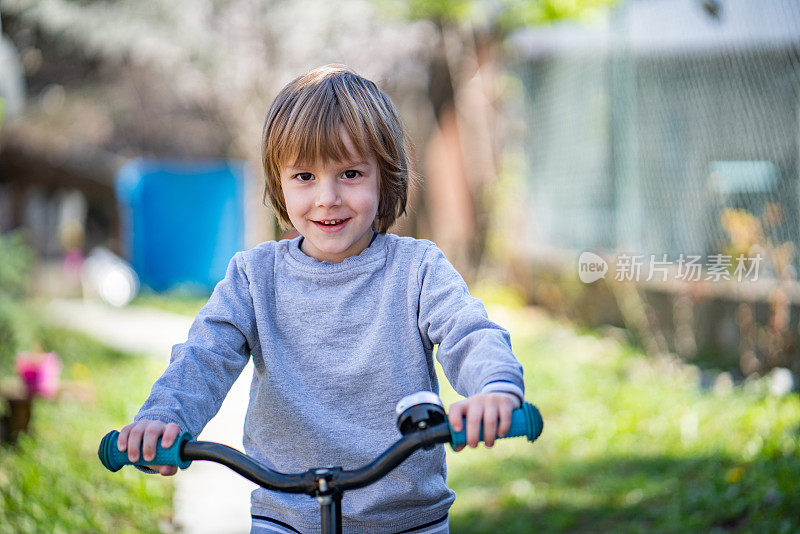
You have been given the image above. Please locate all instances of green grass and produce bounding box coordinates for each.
[436,307,800,533]
[0,326,173,534]
[130,290,208,317]
[4,294,798,532]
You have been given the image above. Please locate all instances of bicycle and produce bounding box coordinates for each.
[99,391,543,534]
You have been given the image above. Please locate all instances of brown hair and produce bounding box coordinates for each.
[261,65,413,233]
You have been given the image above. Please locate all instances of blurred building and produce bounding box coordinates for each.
[508,0,800,373]
[513,0,800,269]
[0,0,436,265]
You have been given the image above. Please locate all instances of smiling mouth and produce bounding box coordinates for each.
[316,218,348,225]
[313,218,351,229]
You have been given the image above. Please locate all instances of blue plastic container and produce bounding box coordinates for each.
[116,158,245,293]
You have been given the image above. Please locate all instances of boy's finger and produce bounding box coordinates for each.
[143,423,165,462]
[159,465,177,476]
[498,404,512,438]
[448,403,465,432]
[117,425,131,451]
[483,404,498,448]
[128,424,145,463]
[466,406,483,448]
[162,423,181,448]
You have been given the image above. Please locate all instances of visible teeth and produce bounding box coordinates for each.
[321,219,343,225]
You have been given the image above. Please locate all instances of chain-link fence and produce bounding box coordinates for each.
[515,0,800,281]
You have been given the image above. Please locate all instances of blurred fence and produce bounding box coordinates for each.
[514,0,800,277]
[508,0,800,373]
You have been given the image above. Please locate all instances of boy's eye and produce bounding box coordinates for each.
[295,172,314,182]
[343,170,361,179]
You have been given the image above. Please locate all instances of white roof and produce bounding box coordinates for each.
[511,0,800,57]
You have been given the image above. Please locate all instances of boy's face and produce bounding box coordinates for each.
[280,128,380,263]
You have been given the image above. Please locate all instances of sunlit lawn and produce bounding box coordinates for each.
[0,326,172,534]
[4,295,798,533]
[438,306,800,533]
[130,290,208,317]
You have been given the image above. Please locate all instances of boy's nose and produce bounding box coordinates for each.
[315,180,342,207]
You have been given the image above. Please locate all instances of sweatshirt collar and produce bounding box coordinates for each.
[284,232,387,274]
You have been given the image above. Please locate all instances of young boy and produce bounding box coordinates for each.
[117,65,525,533]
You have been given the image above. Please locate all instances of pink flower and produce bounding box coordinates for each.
[15,352,62,399]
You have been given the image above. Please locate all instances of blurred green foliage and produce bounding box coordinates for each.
[436,308,800,532]
[0,298,40,376]
[0,231,34,299]
[0,326,173,533]
[0,231,171,531]
[472,281,527,309]
[388,0,617,30]
[0,231,38,374]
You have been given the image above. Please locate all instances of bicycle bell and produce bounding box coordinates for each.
[395,391,446,442]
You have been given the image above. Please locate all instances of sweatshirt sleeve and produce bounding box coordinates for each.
[417,244,525,399]
[481,380,524,406]
[133,252,257,439]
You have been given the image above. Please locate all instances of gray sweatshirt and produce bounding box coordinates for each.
[134,232,524,533]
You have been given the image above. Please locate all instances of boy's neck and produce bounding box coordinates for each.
[297,231,379,262]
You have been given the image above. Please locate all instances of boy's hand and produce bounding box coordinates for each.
[448,392,521,451]
[117,420,181,476]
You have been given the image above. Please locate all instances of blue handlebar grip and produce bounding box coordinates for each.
[449,402,543,450]
[98,430,193,472]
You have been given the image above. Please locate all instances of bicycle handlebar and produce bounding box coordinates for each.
[99,402,543,493]
[98,430,194,473]
[449,402,542,448]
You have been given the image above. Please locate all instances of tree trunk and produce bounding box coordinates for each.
[422,21,504,282]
